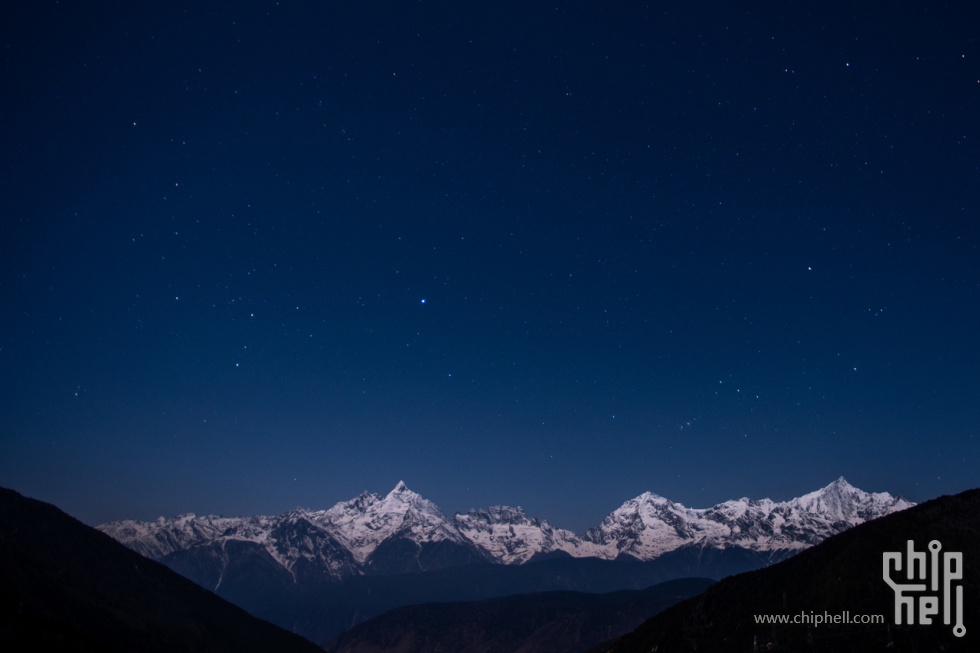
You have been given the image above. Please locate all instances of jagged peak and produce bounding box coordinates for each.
[827,476,855,491]
[351,490,382,505]
[456,505,534,524]
[488,504,527,516]
[171,513,199,522]
[387,480,412,497]
[797,476,866,504]
[631,491,674,507]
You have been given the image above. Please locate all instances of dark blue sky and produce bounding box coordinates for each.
[2,1,978,533]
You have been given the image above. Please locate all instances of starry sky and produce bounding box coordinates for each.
[2,1,978,533]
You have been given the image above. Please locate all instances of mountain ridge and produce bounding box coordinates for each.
[323,577,718,653]
[100,476,912,580]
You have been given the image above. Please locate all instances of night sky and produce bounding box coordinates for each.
[2,1,978,533]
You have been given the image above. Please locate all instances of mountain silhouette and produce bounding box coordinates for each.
[0,487,324,653]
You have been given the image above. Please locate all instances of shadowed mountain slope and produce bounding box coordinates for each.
[324,577,715,653]
[0,487,324,653]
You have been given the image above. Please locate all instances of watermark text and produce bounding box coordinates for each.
[753,611,883,627]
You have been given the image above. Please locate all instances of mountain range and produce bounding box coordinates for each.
[96,477,912,643]
[100,477,912,578]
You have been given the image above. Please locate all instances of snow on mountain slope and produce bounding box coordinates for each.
[98,477,912,581]
[453,505,599,564]
[99,513,276,560]
[585,477,914,559]
[101,481,473,581]
[318,481,465,564]
[584,491,732,560]
[789,476,913,524]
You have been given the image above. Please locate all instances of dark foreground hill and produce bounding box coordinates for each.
[324,577,714,653]
[0,487,324,653]
[590,488,979,653]
[310,547,767,643]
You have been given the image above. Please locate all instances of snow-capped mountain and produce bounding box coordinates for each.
[99,481,476,581]
[98,512,272,560]
[318,480,466,564]
[452,505,593,564]
[581,477,913,560]
[99,477,912,583]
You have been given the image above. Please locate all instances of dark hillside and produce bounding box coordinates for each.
[325,577,714,653]
[0,487,324,653]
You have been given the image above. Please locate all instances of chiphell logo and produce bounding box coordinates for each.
[883,540,965,637]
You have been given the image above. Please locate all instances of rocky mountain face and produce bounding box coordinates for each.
[100,477,912,584]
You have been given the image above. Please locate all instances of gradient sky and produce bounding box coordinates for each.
[2,1,978,533]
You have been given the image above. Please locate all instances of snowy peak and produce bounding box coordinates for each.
[585,491,728,559]
[323,482,461,563]
[633,491,675,507]
[387,480,411,497]
[792,476,861,520]
[789,476,912,525]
